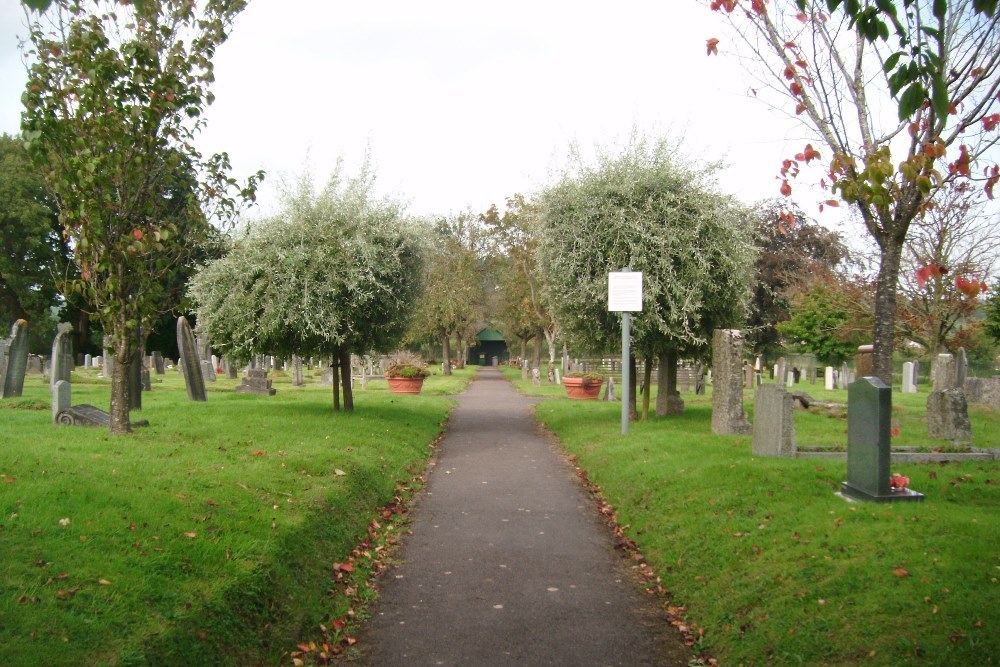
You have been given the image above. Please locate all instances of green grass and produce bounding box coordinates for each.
[504,368,1000,666]
[0,365,475,666]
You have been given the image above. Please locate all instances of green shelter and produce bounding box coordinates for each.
[468,328,508,366]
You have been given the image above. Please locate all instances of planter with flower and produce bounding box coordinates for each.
[563,372,604,400]
[385,353,431,394]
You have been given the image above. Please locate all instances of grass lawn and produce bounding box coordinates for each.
[0,365,474,666]
[504,367,1000,666]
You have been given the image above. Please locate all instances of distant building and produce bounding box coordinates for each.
[467,329,508,366]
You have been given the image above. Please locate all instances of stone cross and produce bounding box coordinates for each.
[1,319,29,398]
[841,377,924,503]
[710,329,752,435]
[176,316,207,401]
[752,383,796,457]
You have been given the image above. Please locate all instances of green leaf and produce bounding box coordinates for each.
[932,0,947,20]
[22,0,54,11]
[884,51,903,73]
[898,82,926,120]
[931,73,950,119]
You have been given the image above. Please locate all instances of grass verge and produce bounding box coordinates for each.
[0,366,475,666]
[504,368,999,666]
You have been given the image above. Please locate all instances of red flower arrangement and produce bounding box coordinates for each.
[889,473,910,490]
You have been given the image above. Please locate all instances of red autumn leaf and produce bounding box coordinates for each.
[780,180,792,197]
[950,144,971,177]
[706,37,720,56]
[252,449,264,456]
[783,64,795,80]
[824,199,840,207]
[784,41,797,49]
[794,143,820,164]
[986,165,999,199]
[893,567,910,577]
[790,81,804,97]
[332,619,346,629]
[751,0,767,15]
[333,562,354,573]
[795,59,808,70]
[972,67,985,78]
[891,427,900,437]
[956,275,984,298]
[795,103,807,115]
[796,12,808,22]
[984,114,1000,131]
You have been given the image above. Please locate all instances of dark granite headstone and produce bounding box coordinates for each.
[1,319,29,398]
[177,316,207,401]
[841,378,924,502]
[235,368,276,396]
[152,351,165,375]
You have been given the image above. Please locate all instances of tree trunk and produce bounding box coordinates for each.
[332,356,341,412]
[641,355,652,421]
[532,333,542,374]
[109,330,134,434]
[873,238,904,385]
[544,328,557,379]
[442,333,452,376]
[339,346,354,412]
[456,332,466,369]
[629,354,638,421]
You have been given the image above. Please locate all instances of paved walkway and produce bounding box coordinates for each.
[359,367,690,666]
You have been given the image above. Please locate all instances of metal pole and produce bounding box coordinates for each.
[622,311,630,435]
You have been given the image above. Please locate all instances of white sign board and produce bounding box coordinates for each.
[608,271,643,312]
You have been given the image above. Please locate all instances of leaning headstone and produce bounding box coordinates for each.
[927,388,973,442]
[51,379,71,424]
[1,320,29,398]
[176,316,207,401]
[235,368,276,396]
[752,384,796,457]
[901,361,917,393]
[841,377,924,502]
[824,366,835,391]
[711,329,752,435]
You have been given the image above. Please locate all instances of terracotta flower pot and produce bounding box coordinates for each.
[386,376,425,394]
[563,376,603,400]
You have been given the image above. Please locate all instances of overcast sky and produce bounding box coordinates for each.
[0,0,851,231]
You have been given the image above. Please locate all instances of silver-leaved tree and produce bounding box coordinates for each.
[21,0,262,434]
[188,165,423,412]
[537,135,758,420]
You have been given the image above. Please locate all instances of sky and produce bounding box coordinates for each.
[0,0,851,231]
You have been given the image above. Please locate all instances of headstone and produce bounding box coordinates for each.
[964,377,1000,410]
[855,344,874,378]
[901,361,917,393]
[195,333,216,383]
[54,403,111,427]
[152,351,165,375]
[554,369,561,385]
[785,370,795,388]
[1,320,29,398]
[532,367,541,387]
[808,366,816,385]
[933,353,956,391]
[141,367,152,392]
[49,330,74,388]
[226,358,239,380]
[927,388,973,441]
[292,355,304,387]
[743,363,754,390]
[28,355,42,374]
[602,375,616,401]
[751,384,796,457]
[695,364,706,395]
[824,366,835,391]
[711,329,752,435]
[84,354,92,369]
[775,357,786,386]
[841,377,924,503]
[838,362,849,389]
[955,348,968,387]
[235,368,277,396]
[176,316,207,401]
[52,379,71,424]
[318,366,334,386]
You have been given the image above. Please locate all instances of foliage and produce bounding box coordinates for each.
[986,279,1000,344]
[565,371,605,383]
[20,0,261,433]
[385,351,430,378]
[188,165,423,408]
[777,276,872,363]
[747,200,849,358]
[0,133,69,352]
[537,134,758,358]
[707,0,1000,384]
[0,366,467,666]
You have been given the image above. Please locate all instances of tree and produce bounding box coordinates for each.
[777,275,873,363]
[747,200,849,358]
[537,135,758,419]
[408,212,487,376]
[21,0,261,434]
[986,280,1000,345]
[0,133,70,352]
[188,167,423,412]
[707,0,1000,385]
[895,183,998,359]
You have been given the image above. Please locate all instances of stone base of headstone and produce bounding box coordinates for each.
[752,384,796,457]
[841,482,925,503]
[235,368,277,396]
[926,388,973,441]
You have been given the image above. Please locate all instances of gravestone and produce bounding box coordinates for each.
[841,377,924,503]
[710,329,752,435]
[152,351,165,375]
[743,363,754,390]
[824,366,835,391]
[292,355,304,386]
[901,361,917,393]
[752,384,796,457]
[964,377,1000,410]
[955,348,968,387]
[235,368,276,396]
[775,358,786,386]
[28,355,42,374]
[176,316,207,401]
[927,388,973,441]
[532,368,541,387]
[1,319,29,398]
[933,353,956,391]
[838,362,850,389]
[50,330,74,388]
[52,379,71,423]
[84,353,92,369]
[695,365,707,395]
[785,370,795,388]
[855,344,874,378]
[555,369,561,385]
[141,367,152,392]
[318,366,334,386]
[602,375,616,401]
[226,358,239,380]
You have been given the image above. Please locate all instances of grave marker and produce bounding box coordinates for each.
[1,320,29,398]
[752,383,796,457]
[176,316,207,401]
[902,361,917,393]
[711,329,752,435]
[235,368,276,395]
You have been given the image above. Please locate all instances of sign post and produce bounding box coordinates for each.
[608,270,642,435]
